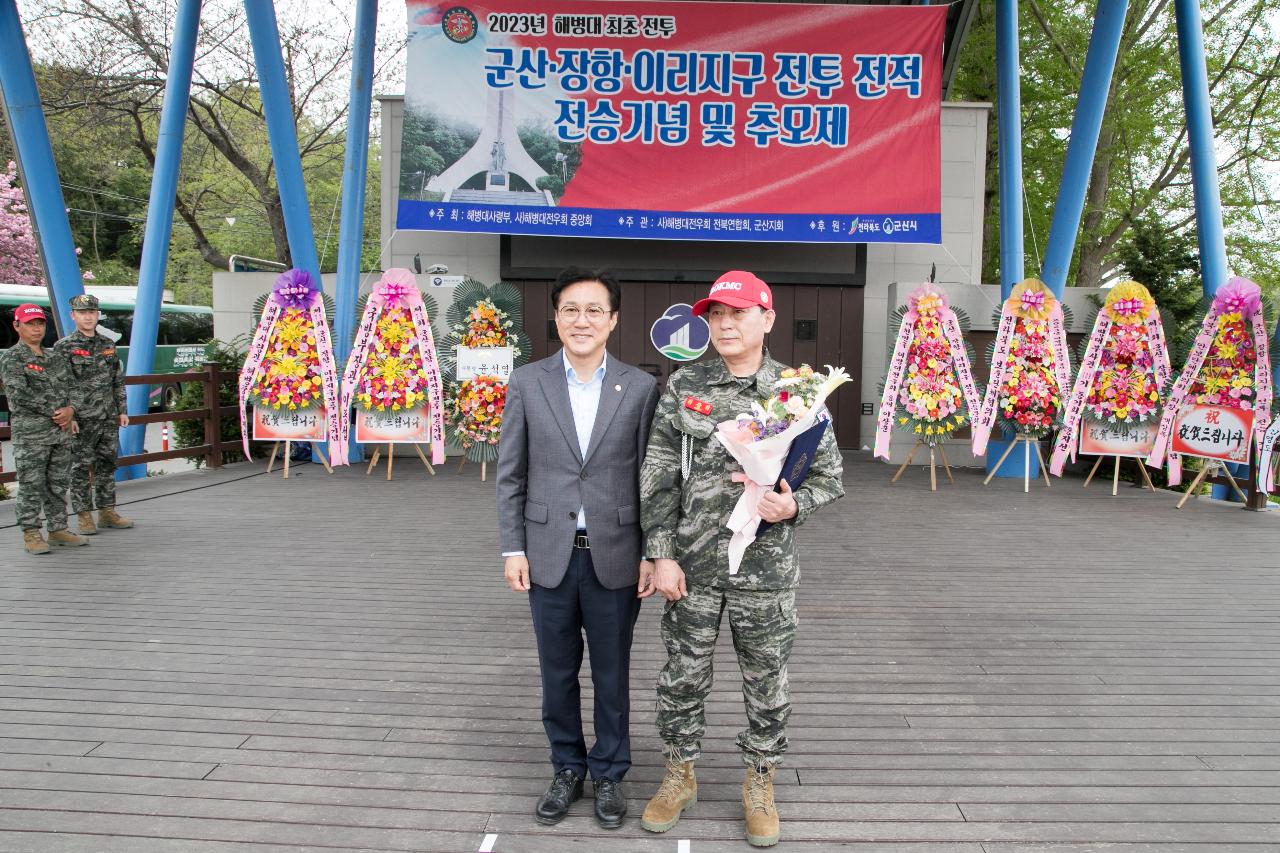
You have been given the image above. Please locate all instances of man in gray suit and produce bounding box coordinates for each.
[497,267,660,829]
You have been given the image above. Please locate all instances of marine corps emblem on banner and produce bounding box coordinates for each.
[441,6,477,43]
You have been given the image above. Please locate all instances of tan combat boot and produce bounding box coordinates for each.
[97,507,133,529]
[47,529,88,547]
[23,530,49,555]
[640,760,696,833]
[743,763,780,847]
[76,511,98,536]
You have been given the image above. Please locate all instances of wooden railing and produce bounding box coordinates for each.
[0,361,240,485]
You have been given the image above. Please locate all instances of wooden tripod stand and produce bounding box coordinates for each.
[889,440,955,491]
[365,443,437,481]
[1175,458,1247,509]
[1082,454,1156,496]
[982,436,1051,493]
[266,441,333,479]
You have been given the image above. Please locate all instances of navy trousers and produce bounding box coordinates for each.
[529,542,642,783]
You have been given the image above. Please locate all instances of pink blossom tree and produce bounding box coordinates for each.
[0,160,94,285]
[0,161,43,285]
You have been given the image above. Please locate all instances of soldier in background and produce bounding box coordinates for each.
[0,304,88,554]
[53,294,133,534]
[638,272,845,848]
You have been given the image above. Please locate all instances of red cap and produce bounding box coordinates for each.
[691,271,773,317]
[14,304,47,324]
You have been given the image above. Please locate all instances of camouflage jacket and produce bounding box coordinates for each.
[640,352,845,590]
[0,344,75,446]
[53,330,125,422]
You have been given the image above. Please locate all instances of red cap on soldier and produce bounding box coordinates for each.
[691,271,773,317]
[14,304,47,324]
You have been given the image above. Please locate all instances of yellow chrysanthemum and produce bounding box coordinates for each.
[1103,280,1156,326]
[266,354,307,381]
[1008,278,1056,322]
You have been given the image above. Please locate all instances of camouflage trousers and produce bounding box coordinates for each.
[15,441,71,532]
[656,584,798,767]
[70,420,119,513]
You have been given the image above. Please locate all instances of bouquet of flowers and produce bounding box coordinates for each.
[448,375,507,452]
[247,308,325,410]
[972,279,1073,456]
[238,268,347,465]
[459,299,519,351]
[1083,324,1164,423]
[1187,309,1257,407]
[715,363,850,574]
[874,284,981,459]
[1149,276,1273,484]
[353,307,431,412]
[1049,280,1171,476]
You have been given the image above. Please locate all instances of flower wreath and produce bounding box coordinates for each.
[972,278,1074,455]
[874,283,982,458]
[1148,276,1273,484]
[1048,280,1171,475]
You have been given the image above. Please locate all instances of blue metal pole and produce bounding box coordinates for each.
[995,0,1024,301]
[1174,0,1229,298]
[117,0,202,480]
[242,0,320,282]
[0,0,85,335]
[1039,0,1128,297]
[987,0,1026,476]
[333,0,378,463]
[1174,0,1244,501]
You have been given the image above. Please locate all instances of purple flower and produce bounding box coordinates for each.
[272,269,320,310]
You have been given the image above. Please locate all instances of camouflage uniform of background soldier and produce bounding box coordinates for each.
[53,293,133,534]
[638,271,844,848]
[0,303,89,554]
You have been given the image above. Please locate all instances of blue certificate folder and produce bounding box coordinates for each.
[756,418,829,536]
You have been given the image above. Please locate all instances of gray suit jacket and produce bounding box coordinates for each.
[497,352,660,590]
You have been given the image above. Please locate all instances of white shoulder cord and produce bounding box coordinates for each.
[680,432,693,479]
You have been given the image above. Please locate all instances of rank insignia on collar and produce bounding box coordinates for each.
[684,396,713,416]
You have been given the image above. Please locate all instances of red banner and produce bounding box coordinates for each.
[399,0,945,243]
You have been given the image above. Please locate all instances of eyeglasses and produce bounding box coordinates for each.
[557,304,612,323]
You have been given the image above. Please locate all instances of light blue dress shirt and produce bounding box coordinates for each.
[564,349,606,530]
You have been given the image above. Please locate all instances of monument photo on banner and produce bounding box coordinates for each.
[397,0,945,244]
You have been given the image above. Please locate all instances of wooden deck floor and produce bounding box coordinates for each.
[1,453,1278,852]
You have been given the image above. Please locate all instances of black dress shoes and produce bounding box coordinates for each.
[593,777,627,829]
[534,768,583,825]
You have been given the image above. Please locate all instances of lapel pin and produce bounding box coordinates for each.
[615,384,622,391]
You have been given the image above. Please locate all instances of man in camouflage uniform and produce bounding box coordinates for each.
[639,271,844,848]
[54,293,133,534]
[0,304,88,554]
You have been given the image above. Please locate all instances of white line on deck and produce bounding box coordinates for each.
[479,833,498,852]
[678,841,691,853]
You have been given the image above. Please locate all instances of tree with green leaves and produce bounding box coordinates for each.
[952,0,1279,292]
[8,0,397,302]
